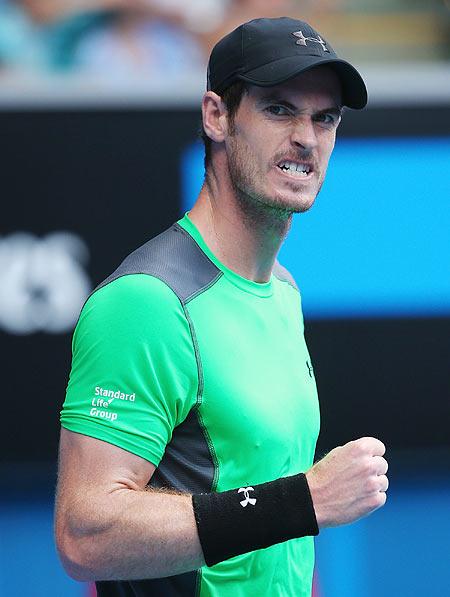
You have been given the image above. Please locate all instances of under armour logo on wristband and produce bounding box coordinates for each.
[238,487,256,507]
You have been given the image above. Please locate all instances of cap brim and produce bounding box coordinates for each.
[237,55,367,109]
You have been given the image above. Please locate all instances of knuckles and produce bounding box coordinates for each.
[348,437,386,457]
[376,456,389,475]
[365,492,386,512]
[316,437,389,527]
[362,456,376,474]
[366,477,381,493]
[375,492,387,507]
[379,475,389,492]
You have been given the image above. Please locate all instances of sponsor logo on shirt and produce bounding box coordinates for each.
[89,386,136,422]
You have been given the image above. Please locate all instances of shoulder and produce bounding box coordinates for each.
[84,274,180,320]
[94,222,221,304]
[75,221,224,343]
[73,275,187,356]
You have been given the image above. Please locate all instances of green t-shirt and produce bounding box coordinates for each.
[61,213,320,597]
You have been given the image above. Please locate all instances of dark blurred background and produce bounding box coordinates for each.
[0,1,449,596]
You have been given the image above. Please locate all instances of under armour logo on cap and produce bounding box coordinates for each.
[238,487,257,507]
[292,30,329,52]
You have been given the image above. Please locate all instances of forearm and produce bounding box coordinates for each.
[56,486,204,581]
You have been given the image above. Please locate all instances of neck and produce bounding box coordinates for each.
[189,165,292,283]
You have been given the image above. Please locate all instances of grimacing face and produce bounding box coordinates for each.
[225,66,342,217]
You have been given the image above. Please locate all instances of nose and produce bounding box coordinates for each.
[290,116,318,151]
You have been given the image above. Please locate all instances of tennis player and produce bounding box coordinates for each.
[56,17,388,597]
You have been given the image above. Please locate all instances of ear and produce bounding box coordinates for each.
[202,92,228,144]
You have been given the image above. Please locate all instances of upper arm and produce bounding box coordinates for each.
[57,275,198,557]
[57,427,156,497]
[60,275,199,466]
[55,427,156,578]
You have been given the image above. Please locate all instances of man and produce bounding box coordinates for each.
[56,17,388,597]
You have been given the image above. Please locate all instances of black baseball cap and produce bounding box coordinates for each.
[207,17,367,109]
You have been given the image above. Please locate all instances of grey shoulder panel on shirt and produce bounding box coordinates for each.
[273,259,299,291]
[94,223,222,304]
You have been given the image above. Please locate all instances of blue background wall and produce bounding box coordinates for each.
[182,137,450,319]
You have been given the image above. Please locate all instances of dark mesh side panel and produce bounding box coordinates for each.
[95,223,222,303]
[149,408,214,494]
[273,259,298,291]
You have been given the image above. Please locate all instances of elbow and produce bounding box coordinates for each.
[56,525,100,582]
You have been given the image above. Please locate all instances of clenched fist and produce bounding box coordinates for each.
[306,437,389,528]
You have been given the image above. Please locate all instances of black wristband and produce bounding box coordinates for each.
[192,472,319,567]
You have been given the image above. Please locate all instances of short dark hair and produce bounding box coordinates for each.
[200,80,249,171]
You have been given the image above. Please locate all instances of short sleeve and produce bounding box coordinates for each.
[60,274,198,466]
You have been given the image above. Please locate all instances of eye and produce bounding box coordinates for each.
[266,105,291,116]
[314,112,340,126]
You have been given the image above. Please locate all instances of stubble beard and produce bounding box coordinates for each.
[227,135,322,229]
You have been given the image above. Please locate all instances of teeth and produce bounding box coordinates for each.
[278,161,310,176]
